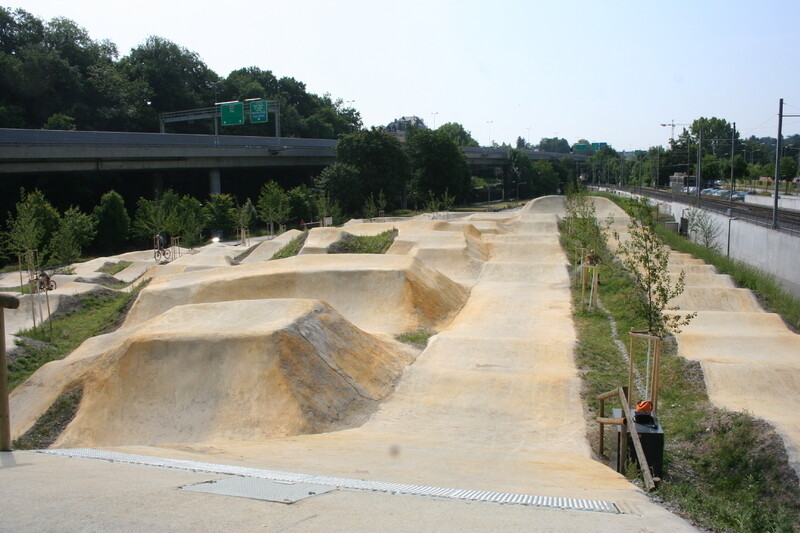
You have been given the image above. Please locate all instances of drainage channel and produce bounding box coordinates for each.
[41,448,621,514]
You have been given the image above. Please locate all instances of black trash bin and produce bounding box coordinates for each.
[612,408,664,479]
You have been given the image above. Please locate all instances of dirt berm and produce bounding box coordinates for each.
[11,299,416,447]
[123,254,468,335]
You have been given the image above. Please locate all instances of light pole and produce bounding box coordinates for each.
[486,121,493,146]
[431,112,439,129]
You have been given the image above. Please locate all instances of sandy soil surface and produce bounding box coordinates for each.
[2,197,697,531]
[670,249,800,477]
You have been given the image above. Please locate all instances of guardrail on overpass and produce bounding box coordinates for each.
[0,128,588,174]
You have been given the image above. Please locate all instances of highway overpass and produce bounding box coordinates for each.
[1,128,587,171]
[0,128,588,196]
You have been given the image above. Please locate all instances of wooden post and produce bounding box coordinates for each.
[0,293,21,451]
[598,397,605,456]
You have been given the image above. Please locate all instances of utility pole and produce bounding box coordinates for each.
[730,122,736,193]
[696,130,702,206]
[772,99,800,228]
[773,99,784,228]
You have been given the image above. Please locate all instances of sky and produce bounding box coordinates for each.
[18,0,800,150]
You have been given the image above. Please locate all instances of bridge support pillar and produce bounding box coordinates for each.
[152,172,163,198]
[209,169,221,195]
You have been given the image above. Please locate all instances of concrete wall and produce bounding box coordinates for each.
[662,199,800,297]
[593,187,800,297]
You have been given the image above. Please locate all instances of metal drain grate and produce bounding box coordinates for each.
[41,449,620,514]
[181,476,335,503]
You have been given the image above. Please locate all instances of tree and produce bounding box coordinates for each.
[508,148,535,199]
[48,206,96,265]
[257,181,290,234]
[314,191,341,225]
[615,200,695,335]
[532,160,560,197]
[5,188,60,263]
[690,117,737,157]
[174,195,205,248]
[780,156,798,182]
[436,122,479,147]
[92,190,130,252]
[314,163,363,216]
[407,129,471,203]
[237,198,258,230]
[131,189,180,241]
[286,185,315,224]
[336,128,410,210]
[203,193,237,238]
[121,36,218,131]
[43,113,76,130]
[537,137,571,153]
[686,208,721,252]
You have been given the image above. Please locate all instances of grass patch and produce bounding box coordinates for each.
[328,229,398,254]
[97,260,132,276]
[8,285,142,391]
[270,231,308,260]
[561,214,800,532]
[396,329,434,348]
[12,385,82,449]
[596,192,800,331]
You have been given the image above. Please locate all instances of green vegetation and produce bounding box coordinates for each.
[396,330,434,348]
[328,229,398,254]
[270,232,308,260]
[97,260,132,276]
[599,192,800,331]
[12,386,83,450]
[8,286,141,391]
[561,195,800,532]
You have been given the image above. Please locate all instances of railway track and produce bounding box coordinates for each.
[603,186,800,235]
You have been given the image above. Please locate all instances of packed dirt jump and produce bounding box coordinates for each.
[5,197,708,530]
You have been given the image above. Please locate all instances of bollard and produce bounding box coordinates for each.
[0,293,21,451]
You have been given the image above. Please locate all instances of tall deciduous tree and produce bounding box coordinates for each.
[92,190,130,252]
[257,181,290,234]
[437,122,479,147]
[48,206,96,265]
[121,35,218,131]
[5,188,60,263]
[314,163,363,216]
[336,128,410,210]
[407,129,471,204]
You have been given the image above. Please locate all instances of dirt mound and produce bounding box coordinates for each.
[123,254,468,335]
[11,299,415,447]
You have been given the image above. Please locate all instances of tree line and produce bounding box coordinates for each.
[0,7,360,136]
[583,117,800,188]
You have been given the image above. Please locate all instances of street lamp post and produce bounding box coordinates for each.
[486,121,493,146]
[431,112,439,129]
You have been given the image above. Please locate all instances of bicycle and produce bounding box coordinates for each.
[37,271,56,292]
[154,247,171,262]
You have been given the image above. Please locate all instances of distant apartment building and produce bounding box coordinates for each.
[384,116,428,142]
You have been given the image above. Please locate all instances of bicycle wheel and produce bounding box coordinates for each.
[48,280,57,291]
[154,249,162,262]
[162,248,171,260]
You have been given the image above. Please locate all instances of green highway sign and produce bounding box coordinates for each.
[249,99,268,123]
[219,102,244,126]
[574,144,589,151]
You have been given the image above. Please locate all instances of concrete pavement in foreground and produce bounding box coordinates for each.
[1,198,697,531]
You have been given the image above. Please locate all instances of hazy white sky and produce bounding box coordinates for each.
[19,0,800,149]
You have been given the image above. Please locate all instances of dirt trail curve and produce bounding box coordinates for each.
[3,197,696,531]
